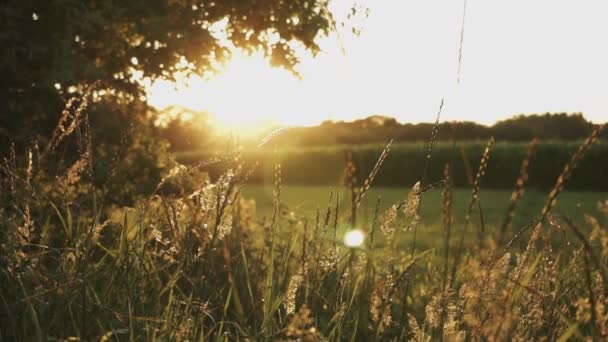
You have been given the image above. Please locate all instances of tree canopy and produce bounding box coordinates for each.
[262,113,604,147]
[0,0,335,146]
[0,0,338,203]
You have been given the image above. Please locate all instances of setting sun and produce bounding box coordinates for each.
[149,51,303,135]
[148,0,608,134]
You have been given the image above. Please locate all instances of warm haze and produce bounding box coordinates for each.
[148,0,608,134]
[4,0,608,339]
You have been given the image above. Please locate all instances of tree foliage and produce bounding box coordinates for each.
[0,0,336,202]
[0,0,334,141]
[157,106,215,151]
[265,112,603,147]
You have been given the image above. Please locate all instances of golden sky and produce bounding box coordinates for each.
[148,0,608,132]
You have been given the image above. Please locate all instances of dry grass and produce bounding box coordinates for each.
[1,104,607,341]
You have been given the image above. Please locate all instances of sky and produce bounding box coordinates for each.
[148,0,608,131]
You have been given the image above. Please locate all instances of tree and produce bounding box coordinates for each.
[157,106,215,151]
[491,113,594,141]
[0,0,334,141]
[0,0,336,202]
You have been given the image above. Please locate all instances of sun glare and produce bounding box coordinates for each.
[149,51,314,136]
[344,229,365,248]
[148,0,608,134]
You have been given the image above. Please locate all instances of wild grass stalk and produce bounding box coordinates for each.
[561,214,608,297]
[410,100,443,258]
[505,124,605,253]
[354,139,392,213]
[450,136,494,288]
[498,138,539,245]
[3,100,608,340]
[441,163,453,291]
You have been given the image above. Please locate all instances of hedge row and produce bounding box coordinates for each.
[177,140,608,191]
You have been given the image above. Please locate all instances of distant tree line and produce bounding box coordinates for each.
[161,111,605,151]
[266,113,605,147]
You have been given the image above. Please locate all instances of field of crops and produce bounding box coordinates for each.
[178,140,608,190]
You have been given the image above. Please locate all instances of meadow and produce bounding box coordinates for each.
[242,185,607,243]
[242,185,607,225]
[4,1,607,340]
[2,120,608,340]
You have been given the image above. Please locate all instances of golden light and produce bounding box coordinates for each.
[149,50,323,136]
[147,0,608,132]
[344,229,365,248]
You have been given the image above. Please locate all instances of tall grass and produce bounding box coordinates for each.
[1,104,607,340]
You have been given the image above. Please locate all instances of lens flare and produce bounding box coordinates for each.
[343,229,365,248]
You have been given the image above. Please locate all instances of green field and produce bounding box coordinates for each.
[242,185,607,223]
[242,185,608,249]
